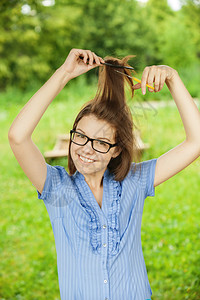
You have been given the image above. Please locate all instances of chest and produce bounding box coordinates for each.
[90,187,103,209]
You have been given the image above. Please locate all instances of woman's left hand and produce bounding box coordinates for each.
[134,65,178,95]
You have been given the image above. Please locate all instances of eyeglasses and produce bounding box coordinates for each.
[70,130,118,154]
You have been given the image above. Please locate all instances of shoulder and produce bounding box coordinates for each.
[123,158,157,186]
[44,163,75,190]
[133,158,158,197]
[37,163,77,205]
[46,163,70,178]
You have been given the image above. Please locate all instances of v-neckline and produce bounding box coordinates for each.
[74,169,110,214]
[84,177,105,213]
[88,185,103,209]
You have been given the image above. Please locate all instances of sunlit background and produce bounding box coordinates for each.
[0,1,200,299]
[0,0,200,94]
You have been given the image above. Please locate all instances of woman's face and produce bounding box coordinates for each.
[70,114,120,177]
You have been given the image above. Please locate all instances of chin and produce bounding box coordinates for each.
[74,160,106,176]
[76,164,103,176]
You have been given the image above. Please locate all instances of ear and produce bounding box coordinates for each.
[111,147,122,158]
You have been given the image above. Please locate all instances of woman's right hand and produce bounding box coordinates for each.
[62,48,104,79]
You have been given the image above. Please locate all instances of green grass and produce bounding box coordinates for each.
[0,82,200,300]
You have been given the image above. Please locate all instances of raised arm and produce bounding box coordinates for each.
[8,49,104,194]
[138,65,200,187]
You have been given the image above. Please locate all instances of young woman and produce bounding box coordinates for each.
[8,49,200,300]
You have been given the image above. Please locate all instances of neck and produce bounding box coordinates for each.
[83,170,105,190]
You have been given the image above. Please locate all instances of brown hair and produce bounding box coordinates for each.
[68,55,141,181]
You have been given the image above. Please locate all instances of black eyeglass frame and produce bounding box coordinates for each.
[70,130,118,154]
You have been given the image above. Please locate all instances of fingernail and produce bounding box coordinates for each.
[142,90,145,95]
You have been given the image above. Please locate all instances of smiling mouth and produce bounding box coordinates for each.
[78,154,96,163]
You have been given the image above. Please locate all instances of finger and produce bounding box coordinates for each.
[78,50,104,66]
[99,56,105,64]
[85,59,102,71]
[92,52,101,65]
[93,53,100,65]
[147,67,155,93]
[154,71,161,92]
[141,67,149,95]
[159,71,166,91]
[86,63,100,71]
[97,55,105,65]
[75,49,89,64]
[85,50,94,65]
[70,49,85,62]
[87,51,104,67]
[132,83,141,90]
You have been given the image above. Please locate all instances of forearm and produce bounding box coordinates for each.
[8,64,71,143]
[166,73,200,146]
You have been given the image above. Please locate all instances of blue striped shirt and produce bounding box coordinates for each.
[37,158,157,300]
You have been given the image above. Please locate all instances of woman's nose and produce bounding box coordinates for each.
[82,140,94,154]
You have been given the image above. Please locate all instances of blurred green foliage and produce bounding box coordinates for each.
[0,0,200,93]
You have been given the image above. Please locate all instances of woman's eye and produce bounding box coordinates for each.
[77,133,85,138]
[98,140,107,146]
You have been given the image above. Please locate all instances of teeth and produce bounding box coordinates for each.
[79,155,94,163]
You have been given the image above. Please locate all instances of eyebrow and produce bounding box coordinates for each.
[76,128,112,142]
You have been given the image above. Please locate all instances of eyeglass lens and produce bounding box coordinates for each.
[71,131,110,153]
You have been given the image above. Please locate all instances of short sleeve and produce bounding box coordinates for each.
[36,163,72,205]
[135,158,158,198]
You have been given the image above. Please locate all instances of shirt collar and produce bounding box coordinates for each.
[73,167,112,183]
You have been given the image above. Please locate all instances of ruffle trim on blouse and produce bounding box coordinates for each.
[73,176,102,254]
[107,180,122,256]
[73,169,122,256]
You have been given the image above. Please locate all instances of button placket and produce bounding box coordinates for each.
[102,224,107,255]
[101,218,109,300]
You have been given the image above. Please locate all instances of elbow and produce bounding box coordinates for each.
[8,128,28,145]
[8,129,20,145]
[8,128,15,142]
[185,139,200,155]
[186,139,200,155]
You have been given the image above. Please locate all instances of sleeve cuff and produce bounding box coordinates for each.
[34,163,51,201]
[146,158,157,197]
